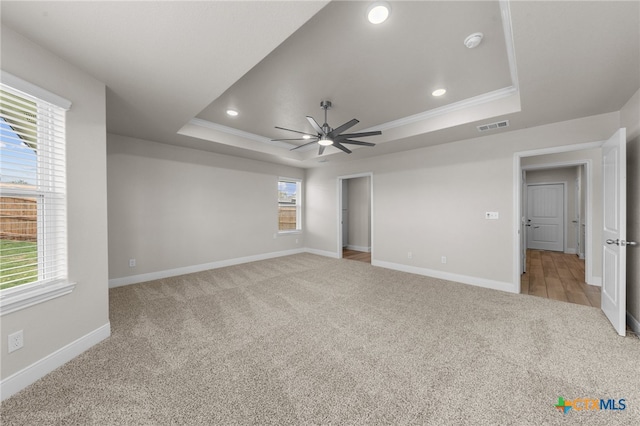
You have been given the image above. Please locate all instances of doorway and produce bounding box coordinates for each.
[518,158,597,310]
[338,173,372,264]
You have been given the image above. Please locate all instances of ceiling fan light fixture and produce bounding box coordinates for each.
[432,88,447,97]
[226,109,239,117]
[318,137,334,146]
[367,2,390,24]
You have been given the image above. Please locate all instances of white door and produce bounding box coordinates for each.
[527,184,564,251]
[601,128,629,336]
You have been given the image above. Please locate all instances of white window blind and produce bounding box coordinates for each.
[0,82,68,291]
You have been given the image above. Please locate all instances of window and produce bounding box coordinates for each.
[278,178,301,232]
[0,72,73,315]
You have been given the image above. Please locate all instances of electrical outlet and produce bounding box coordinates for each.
[408,251,412,259]
[441,256,447,264]
[8,330,23,353]
[129,259,136,268]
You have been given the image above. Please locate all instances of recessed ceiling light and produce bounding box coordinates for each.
[226,109,239,117]
[464,32,483,49]
[432,88,447,97]
[367,2,390,24]
[302,135,311,140]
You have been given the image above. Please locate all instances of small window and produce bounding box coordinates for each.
[278,179,301,232]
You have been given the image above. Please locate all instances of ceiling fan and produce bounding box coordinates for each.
[271,100,381,155]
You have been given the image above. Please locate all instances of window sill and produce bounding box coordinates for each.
[0,280,76,316]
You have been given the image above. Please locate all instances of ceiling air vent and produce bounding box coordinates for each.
[477,120,509,132]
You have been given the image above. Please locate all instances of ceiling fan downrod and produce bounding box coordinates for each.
[320,100,332,133]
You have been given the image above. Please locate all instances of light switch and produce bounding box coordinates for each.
[485,212,499,220]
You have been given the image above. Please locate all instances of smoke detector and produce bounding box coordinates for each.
[464,32,483,49]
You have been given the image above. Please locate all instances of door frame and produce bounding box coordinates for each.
[337,172,373,259]
[513,141,602,292]
[525,181,567,252]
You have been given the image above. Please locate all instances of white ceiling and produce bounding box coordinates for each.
[2,1,639,168]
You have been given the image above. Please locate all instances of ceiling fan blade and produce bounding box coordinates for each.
[328,118,359,138]
[306,116,324,135]
[333,142,352,154]
[335,130,381,140]
[318,145,326,155]
[289,140,319,151]
[275,126,316,137]
[339,139,376,147]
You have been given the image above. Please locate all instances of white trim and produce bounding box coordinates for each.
[1,70,71,110]
[626,311,640,335]
[109,249,305,288]
[346,245,371,253]
[373,260,516,294]
[0,323,110,401]
[360,87,518,133]
[304,248,340,259]
[564,248,577,255]
[0,280,76,316]
[499,0,519,88]
[517,141,603,159]
[189,118,295,149]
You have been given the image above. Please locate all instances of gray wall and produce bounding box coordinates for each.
[621,89,640,331]
[107,134,304,281]
[1,27,109,380]
[305,112,619,291]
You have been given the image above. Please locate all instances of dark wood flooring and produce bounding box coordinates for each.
[521,249,600,307]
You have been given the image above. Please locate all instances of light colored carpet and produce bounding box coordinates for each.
[1,253,638,425]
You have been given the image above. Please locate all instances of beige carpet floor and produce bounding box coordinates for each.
[1,253,639,425]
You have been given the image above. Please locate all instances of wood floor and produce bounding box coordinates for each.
[521,249,600,307]
[342,248,371,263]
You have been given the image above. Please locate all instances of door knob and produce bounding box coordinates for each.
[606,239,619,245]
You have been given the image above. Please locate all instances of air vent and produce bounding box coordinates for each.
[477,120,509,132]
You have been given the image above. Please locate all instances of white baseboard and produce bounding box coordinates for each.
[564,248,577,254]
[627,311,640,336]
[0,322,111,401]
[346,245,371,253]
[579,252,585,259]
[109,248,306,288]
[372,260,516,294]
[304,248,340,259]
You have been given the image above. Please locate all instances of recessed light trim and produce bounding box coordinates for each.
[367,2,390,24]
[432,88,447,97]
[226,109,239,117]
